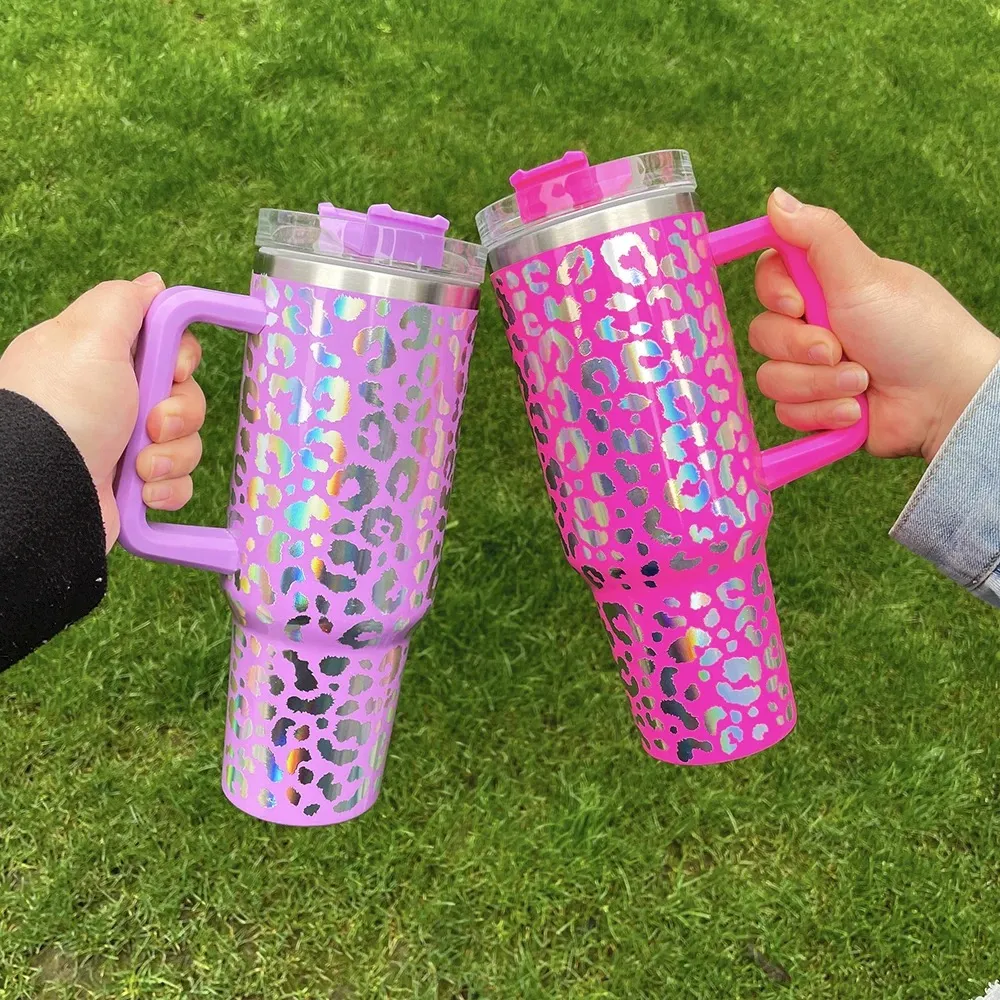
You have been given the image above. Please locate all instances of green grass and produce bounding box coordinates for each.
[1,0,1000,996]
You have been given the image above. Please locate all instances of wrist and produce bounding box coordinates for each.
[922,326,1000,462]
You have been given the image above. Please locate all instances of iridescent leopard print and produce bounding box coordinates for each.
[221,274,477,822]
[491,211,795,765]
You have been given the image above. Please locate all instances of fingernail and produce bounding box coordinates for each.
[776,295,802,317]
[834,400,862,423]
[161,415,183,438]
[773,187,802,213]
[808,344,834,365]
[837,366,869,392]
[150,456,172,479]
[145,482,172,506]
[134,271,163,287]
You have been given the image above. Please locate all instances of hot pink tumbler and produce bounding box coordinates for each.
[476,150,868,765]
[115,203,484,823]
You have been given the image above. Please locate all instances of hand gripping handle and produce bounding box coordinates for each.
[708,217,868,489]
[114,286,267,574]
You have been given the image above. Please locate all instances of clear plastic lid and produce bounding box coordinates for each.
[256,203,486,286]
[475,150,697,254]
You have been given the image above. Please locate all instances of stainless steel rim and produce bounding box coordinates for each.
[255,249,482,308]
[486,190,702,270]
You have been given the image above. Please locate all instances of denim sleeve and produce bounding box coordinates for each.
[890,360,1000,607]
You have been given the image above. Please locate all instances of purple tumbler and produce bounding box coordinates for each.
[115,203,484,825]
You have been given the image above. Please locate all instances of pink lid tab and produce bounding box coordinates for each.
[317,202,450,269]
[510,150,602,223]
[476,149,697,254]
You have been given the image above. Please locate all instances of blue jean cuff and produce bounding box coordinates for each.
[890,359,1000,605]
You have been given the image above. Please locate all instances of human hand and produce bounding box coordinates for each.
[751,189,1000,461]
[0,273,206,549]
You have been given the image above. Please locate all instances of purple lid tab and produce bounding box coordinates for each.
[317,202,449,269]
[316,203,365,257]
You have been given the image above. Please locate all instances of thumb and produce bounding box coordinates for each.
[57,272,165,357]
[767,189,881,301]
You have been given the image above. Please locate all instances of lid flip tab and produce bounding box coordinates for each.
[509,151,602,224]
[476,149,697,256]
[318,202,450,269]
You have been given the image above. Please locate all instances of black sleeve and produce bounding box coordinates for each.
[0,389,108,672]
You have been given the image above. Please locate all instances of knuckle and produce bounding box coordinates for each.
[176,434,203,471]
[810,366,830,396]
[96,279,140,309]
[191,388,208,424]
[177,392,205,431]
[30,320,61,352]
[177,374,205,404]
[179,336,202,367]
[815,206,848,236]
[881,258,924,299]
[78,280,144,331]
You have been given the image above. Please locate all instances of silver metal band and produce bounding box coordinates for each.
[486,190,702,270]
[254,249,482,308]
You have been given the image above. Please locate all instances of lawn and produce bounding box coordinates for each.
[1,0,999,997]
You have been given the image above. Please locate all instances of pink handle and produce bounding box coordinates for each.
[114,286,267,574]
[708,216,869,490]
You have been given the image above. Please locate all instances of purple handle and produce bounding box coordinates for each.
[115,286,267,574]
[707,216,869,490]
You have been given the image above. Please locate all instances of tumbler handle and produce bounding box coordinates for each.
[708,217,868,489]
[114,285,267,574]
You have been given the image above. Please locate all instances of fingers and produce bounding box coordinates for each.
[142,475,194,511]
[754,249,804,318]
[757,359,868,404]
[748,312,843,366]
[766,189,882,300]
[147,376,206,443]
[758,356,867,430]
[57,272,166,356]
[774,399,864,431]
[142,333,204,512]
[752,304,867,432]
[175,330,202,383]
[136,432,203,482]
